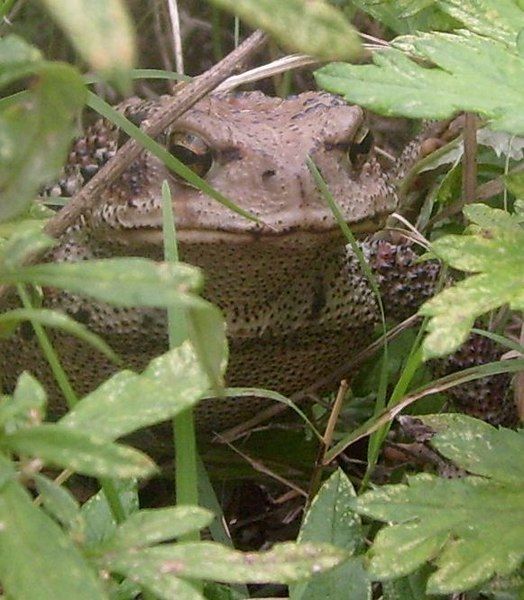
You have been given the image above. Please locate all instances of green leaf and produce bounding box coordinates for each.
[505,171,524,200]
[419,414,524,485]
[437,0,524,45]
[316,31,524,134]
[0,226,55,269]
[382,565,436,599]
[203,583,244,600]
[291,469,371,600]
[187,304,228,393]
[0,308,119,364]
[38,0,135,83]
[33,473,84,536]
[81,480,138,548]
[0,62,86,220]
[104,541,346,584]
[0,34,42,88]
[0,477,107,600]
[2,424,156,478]
[0,258,204,308]
[0,453,16,490]
[206,0,361,60]
[350,470,524,594]
[349,0,456,34]
[103,506,213,552]
[61,341,216,441]
[419,204,524,358]
[110,564,203,600]
[0,372,47,430]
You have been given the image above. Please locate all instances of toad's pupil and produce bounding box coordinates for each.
[349,130,373,164]
[169,144,213,177]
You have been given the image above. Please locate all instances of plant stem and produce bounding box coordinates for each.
[17,285,78,409]
[17,286,128,523]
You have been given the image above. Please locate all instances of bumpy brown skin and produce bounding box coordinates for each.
[3,92,397,435]
[435,334,517,427]
[366,242,518,428]
[0,93,517,446]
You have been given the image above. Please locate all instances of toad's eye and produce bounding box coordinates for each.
[167,132,213,179]
[349,127,373,166]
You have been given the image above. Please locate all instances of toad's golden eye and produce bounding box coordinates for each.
[349,127,373,167]
[167,131,213,179]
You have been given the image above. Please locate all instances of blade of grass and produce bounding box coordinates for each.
[324,357,524,463]
[471,327,524,355]
[306,157,389,484]
[161,182,199,546]
[16,285,79,409]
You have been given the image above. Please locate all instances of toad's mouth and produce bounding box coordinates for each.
[97,213,387,248]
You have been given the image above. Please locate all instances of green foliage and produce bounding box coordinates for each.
[0,36,85,221]
[0,308,119,363]
[2,424,156,478]
[61,342,219,441]
[348,0,458,33]
[38,0,135,86]
[100,506,214,552]
[291,469,371,600]
[0,345,344,598]
[420,204,524,358]
[206,0,362,60]
[102,541,345,592]
[1,0,523,597]
[349,415,524,594]
[0,258,205,309]
[0,467,108,600]
[316,30,524,134]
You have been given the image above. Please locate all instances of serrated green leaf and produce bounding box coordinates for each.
[420,414,524,484]
[104,506,213,552]
[0,477,107,600]
[316,31,524,134]
[464,203,523,231]
[0,63,86,220]
[291,469,370,600]
[39,0,135,83]
[0,258,204,308]
[0,308,119,364]
[2,424,156,478]
[350,472,524,593]
[437,0,524,45]
[206,0,361,60]
[104,541,345,584]
[61,342,215,441]
[419,204,524,358]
